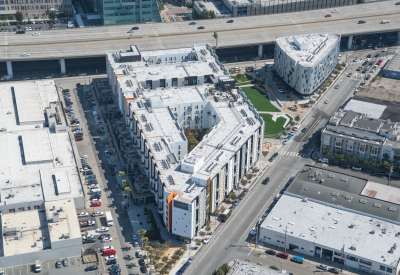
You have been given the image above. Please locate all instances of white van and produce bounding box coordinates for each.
[319,158,329,163]
[35,260,42,272]
[293,125,301,131]
[381,20,390,24]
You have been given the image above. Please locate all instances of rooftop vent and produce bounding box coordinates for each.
[350,244,357,250]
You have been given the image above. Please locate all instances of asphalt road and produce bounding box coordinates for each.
[1,0,400,60]
[56,77,142,275]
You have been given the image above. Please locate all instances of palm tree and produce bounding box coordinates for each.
[138,228,147,248]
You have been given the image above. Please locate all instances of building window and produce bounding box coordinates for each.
[18,207,24,211]
[359,259,372,266]
[387,267,393,273]
[359,143,366,154]
[34,205,39,209]
[371,146,379,156]
[9,209,15,213]
[335,138,342,148]
[380,266,386,271]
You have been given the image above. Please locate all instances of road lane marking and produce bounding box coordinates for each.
[300,113,322,142]
[248,247,255,255]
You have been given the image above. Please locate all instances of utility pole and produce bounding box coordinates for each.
[340,244,345,272]
[284,225,287,254]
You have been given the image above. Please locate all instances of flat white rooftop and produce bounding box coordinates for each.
[0,80,82,207]
[276,33,340,66]
[261,195,400,268]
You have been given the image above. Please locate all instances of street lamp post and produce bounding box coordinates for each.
[235,57,237,67]
[388,167,393,186]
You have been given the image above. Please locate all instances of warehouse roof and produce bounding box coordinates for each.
[261,194,400,268]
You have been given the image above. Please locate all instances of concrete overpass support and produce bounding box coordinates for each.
[347,35,353,50]
[59,58,66,75]
[258,44,263,58]
[397,31,400,45]
[6,61,13,79]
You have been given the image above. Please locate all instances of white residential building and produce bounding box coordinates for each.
[106,44,264,239]
[274,33,341,95]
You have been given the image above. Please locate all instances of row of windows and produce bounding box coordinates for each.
[9,205,40,212]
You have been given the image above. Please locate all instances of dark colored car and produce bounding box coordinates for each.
[227,19,234,23]
[266,249,276,255]
[189,21,196,25]
[85,265,98,271]
[366,54,371,58]
[262,177,269,184]
[83,238,96,244]
[140,266,148,273]
[91,194,101,200]
[340,164,350,169]
[197,26,205,29]
[328,267,340,274]
[301,127,308,133]
[139,259,145,266]
[131,26,139,30]
[358,20,366,24]
[16,30,25,34]
[106,259,117,265]
[375,54,379,58]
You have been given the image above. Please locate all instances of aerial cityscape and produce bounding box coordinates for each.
[0,0,400,275]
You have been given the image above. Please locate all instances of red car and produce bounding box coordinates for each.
[325,14,332,17]
[376,61,382,66]
[276,252,289,259]
[91,201,101,207]
[103,249,116,256]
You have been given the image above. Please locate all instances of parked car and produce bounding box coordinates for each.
[101,237,113,243]
[328,267,340,274]
[276,252,289,259]
[85,265,98,272]
[317,264,328,271]
[266,249,276,255]
[203,236,211,244]
[101,246,114,251]
[91,201,101,207]
[77,212,89,218]
[105,255,117,261]
[262,177,269,184]
[96,227,109,233]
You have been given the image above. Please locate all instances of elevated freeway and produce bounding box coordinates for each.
[1,0,399,76]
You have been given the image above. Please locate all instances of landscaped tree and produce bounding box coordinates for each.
[360,158,369,165]
[335,153,345,160]
[228,192,237,201]
[15,11,23,22]
[48,11,56,21]
[119,171,126,177]
[369,159,380,167]
[158,1,165,10]
[382,160,394,171]
[138,228,147,247]
[209,10,216,19]
[322,150,333,157]
[220,263,231,273]
[219,205,226,213]
[347,155,358,163]
[294,115,301,121]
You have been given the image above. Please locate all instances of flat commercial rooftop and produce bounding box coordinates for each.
[262,194,400,268]
[344,99,386,119]
[385,53,400,72]
[227,259,282,275]
[1,209,50,256]
[276,33,340,66]
[287,165,400,223]
[0,80,83,208]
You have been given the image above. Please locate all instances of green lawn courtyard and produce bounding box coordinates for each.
[260,113,293,137]
[240,86,280,112]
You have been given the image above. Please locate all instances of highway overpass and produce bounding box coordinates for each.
[1,0,400,77]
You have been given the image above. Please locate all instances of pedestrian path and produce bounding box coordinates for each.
[280,150,311,158]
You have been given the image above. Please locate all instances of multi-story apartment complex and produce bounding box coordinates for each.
[0,80,85,267]
[106,44,264,239]
[321,106,400,164]
[274,33,341,95]
[0,0,72,17]
[95,0,161,25]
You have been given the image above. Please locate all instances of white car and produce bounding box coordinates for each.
[249,227,257,236]
[91,199,102,203]
[382,48,387,52]
[367,44,373,48]
[105,255,117,261]
[319,158,329,163]
[21,53,30,57]
[87,220,96,226]
[134,242,139,247]
[95,119,100,125]
[132,234,138,241]
[32,32,40,36]
[79,73,87,76]
[77,212,89,217]
[101,246,114,251]
[317,264,328,271]
[277,88,284,93]
[104,150,110,157]
[92,211,104,217]
[136,250,143,258]
[324,99,330,104]
[89,184,99,189]
[202,236,211,244]
[96,227,109,233]
[101,237,113,243]
[332,9,339,13]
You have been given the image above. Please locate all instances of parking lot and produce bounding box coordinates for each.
[0,19,71,33]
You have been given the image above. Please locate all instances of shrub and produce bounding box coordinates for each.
[269,265,279,270]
